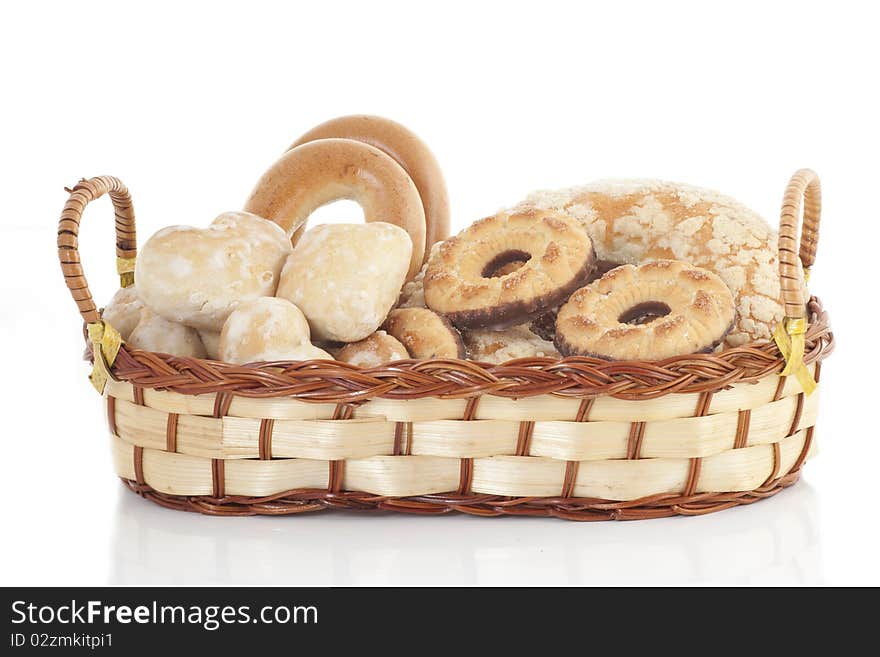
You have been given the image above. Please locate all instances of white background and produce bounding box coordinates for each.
[1,1,877,585]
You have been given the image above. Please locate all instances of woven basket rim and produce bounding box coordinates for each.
[99,296,833,403]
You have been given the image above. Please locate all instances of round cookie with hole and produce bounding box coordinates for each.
[423,208,595,329]
[555,260,735,360]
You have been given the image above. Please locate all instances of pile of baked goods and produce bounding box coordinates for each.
[103,115,800,365]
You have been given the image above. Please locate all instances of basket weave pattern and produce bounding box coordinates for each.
[59,172,834,520]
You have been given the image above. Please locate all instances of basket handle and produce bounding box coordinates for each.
[57,176,137,325]
[778,168,821,320]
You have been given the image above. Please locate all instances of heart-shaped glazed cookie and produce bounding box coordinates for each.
[135,211,292,331]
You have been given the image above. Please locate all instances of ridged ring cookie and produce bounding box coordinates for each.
[516,179,799,346]
[424,208,596,329]
[384,308,465,359]
[289,115,449,261]
[555,260,735,360]
[244,138,426,280]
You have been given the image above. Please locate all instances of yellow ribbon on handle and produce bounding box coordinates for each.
[87,320,123,394]
[117,256,136,288]
[772,316,817,396]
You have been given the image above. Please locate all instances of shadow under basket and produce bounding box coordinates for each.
[58,171,834,520]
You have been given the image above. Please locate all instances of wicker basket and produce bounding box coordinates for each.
[57,170,834,520]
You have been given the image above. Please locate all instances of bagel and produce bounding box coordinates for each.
[423,208,595,329]
[244,138,426,280]
[289,115,449,260]
[516,179,802,345]
[555,260,735,360]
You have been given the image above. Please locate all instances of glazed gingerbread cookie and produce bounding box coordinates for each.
[276,222,413,343]
[336,331,410,367]
[218,297,329,364]
[555,260,735,360]
[101,285,144,341]
[127,308,207,358]
[515,179,802,345]
[135,211,292,332]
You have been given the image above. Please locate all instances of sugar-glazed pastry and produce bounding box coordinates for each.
[127,308,207,358]
[555,260,735,360]
[276,222,412,343]
[244,138,426,280]
[102,285,144,341]
[197,330,221,360]
[282,343,333,361]
[516,179,801,345]
[463,324,559,364]
[397,242,441,309]
[218,297,313,364]
[423,208,595,329]
[336,331,410,367]
[289,115,449,261]
[384,308,465,359]
[135,211,292,332]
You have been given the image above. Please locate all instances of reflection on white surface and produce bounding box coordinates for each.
[110,483,823,585]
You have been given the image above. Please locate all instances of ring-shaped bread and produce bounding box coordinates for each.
[289,115,449,261]
[244,138,426,280]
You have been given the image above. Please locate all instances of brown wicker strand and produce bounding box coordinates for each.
[133,447,145,486]
[762,442,782,488]
[694,391,714,417]
[515,421,535,456]
[779,169,821,318]
[561,461,579,498]
[58,176,137,324]
[791,426,815,474]
[788,393,805,438]
[106,397,118,437]
[734,410,751,449]
[122,469,803,521]
[211,459,225,498]
[103,300,832,403]
[626,422,646,459]
[165,413,179,453]
[258,418,274,460]
[682,458,702,497]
